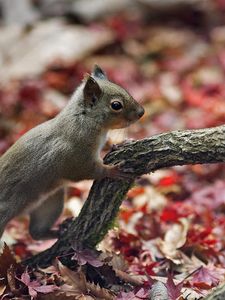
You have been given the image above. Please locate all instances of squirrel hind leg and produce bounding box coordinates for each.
[29,188,64,240]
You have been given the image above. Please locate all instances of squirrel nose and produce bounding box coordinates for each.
[137,106,145,118]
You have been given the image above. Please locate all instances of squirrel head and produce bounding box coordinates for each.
[81,65,144,129]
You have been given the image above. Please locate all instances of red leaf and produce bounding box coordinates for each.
[72,249,103,267]
[216,0,225,9]
[18,80,43,109]
[127,187,145,198]
[158,174,179,187]
[113,232,142,262]
[186,226,219,254]
[135,287,149,298]
[160,203,193,222]
[191,266,220,289]
[145,262,158,276]
[165,274,183,300]
[13,242,32,260]
[17,269,58,299]
[135,212,162,240]
[160,207,180,222]
[120,209,136,224]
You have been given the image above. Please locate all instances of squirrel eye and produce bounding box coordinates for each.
[111,100,123,111]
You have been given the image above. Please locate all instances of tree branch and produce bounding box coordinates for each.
[24,125,225,267]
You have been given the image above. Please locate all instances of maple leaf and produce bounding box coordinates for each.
[58,261,114,300]
[58,261,87,297]
[160,207,181,223]
[116,288,148,300]
[165,274,183,300]
[158,173,180,187]
[17,269,58,299]
[160,203,193,223]
[114,269,144,286]
[113,231,142,261]
[72,248,103,267]
[135,288,149,298]
[128,253,158,276]
[101,252,144,286]
[191,266,221,289]
[88,281,115,300]
[185,225,220,258]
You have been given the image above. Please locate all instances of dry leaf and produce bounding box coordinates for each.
[58,261,87,297]
[58,261,114,300]
[87,282,115,300]
[0,244,18,279]
[0,283,6,296]
[114,269,144,286]
[159,218,189,263]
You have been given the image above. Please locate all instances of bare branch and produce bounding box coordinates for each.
[24,125,225,267]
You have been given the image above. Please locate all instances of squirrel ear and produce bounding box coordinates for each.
[92,64,107,80]
[83,76,101,105]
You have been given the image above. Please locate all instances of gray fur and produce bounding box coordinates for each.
[0,65,144,240]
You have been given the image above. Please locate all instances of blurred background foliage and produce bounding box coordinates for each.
[1,0,225,150]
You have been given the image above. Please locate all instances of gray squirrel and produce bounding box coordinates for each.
[0,65,144,240]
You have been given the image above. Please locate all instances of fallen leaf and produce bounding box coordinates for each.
[58,262,87,296]
[0,244,18,279]
[87,281,115,300]
[72,248,103,267]
[17,269,58,299]
[159,218,189,263]
[114,269,144,286]
[0,283,6,296]
[191,266,222,289]
[116,288,148,300]
[165,274,183,300]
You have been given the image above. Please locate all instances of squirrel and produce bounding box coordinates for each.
[0,65,144,240]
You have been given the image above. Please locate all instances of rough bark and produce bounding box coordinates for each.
[24,125,225,267]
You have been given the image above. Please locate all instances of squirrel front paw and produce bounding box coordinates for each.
[104,162,135,180]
